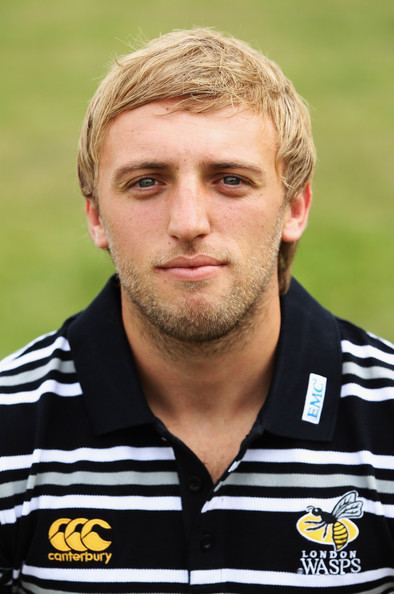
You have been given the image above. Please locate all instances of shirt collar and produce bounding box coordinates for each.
[67,275,342,441]
[263,278,342,441]
[67,276,155,435]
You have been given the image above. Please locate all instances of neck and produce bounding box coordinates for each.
[120,283,281,422]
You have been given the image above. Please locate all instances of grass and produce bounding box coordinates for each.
[0,0,393,356]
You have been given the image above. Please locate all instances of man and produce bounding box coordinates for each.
[0,28,393,594]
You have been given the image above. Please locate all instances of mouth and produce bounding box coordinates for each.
[156,255,226,281]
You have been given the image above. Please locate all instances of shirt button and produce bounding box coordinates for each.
[200,532,214,552]
[187,475,203,493]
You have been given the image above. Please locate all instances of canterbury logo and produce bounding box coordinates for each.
[48,518,112,565]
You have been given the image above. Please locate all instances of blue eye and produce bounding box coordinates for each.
[137,177,156,188]
[223,175,242,186]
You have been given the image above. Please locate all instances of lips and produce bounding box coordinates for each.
[156,255,226,281]
[159,255,224,269]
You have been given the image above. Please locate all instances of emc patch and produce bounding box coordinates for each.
[302,373,327,425]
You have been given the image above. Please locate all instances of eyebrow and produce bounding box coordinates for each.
[112,162,168,187]
[111,159,267,188]
[206,161,266,180]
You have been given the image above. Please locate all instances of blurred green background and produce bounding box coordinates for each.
[0,0,393,357]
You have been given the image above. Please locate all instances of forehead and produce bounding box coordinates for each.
[99,101,279,169]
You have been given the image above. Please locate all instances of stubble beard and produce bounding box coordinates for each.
[106,222,284,356]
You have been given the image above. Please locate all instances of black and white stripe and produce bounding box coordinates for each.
[0,278,393,593]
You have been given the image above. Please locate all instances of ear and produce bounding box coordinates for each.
[85,199,109,249]
[281,183,312,243]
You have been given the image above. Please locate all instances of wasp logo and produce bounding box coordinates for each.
[48,518,112,565]
[297,491,364,552]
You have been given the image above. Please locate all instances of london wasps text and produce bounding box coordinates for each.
[300,550,361,575]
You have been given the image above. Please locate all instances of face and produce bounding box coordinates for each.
[87,101,310,343]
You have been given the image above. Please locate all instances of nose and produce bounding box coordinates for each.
[167,180,211,241]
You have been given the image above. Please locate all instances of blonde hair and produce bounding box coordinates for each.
[78,28,316,292]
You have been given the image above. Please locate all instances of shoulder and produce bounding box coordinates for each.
[336,317,394,399]
[337,317,393,368]
[0,325,79,405]
[1,329,68,368]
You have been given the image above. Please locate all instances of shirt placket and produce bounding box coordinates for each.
[161,421,264,591]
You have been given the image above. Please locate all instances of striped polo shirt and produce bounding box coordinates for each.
[0,276,393,593]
